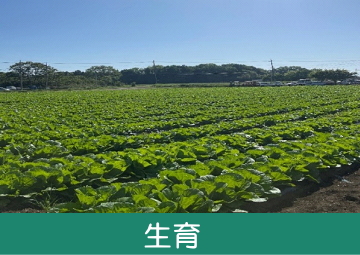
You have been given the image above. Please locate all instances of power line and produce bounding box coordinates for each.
[1,60,359,73]
[1,60,360,65]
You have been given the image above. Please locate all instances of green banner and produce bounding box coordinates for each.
[0,214,358,254]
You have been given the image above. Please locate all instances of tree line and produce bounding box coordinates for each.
[0,61,356,89]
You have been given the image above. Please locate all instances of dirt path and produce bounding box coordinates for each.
[277,168,360,213]
[238,164,360,213]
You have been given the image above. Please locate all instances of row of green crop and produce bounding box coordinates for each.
[0,87,357,138]
[51,126,360,213]
[1,99,359,163]
[1,115,360,212]
[1,86,360,212]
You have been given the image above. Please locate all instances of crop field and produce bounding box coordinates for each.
[0,86,360,213]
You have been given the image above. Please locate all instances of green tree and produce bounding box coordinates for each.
[282,67,311,81]
[309,69,328,81]
[120,68,145,84]
[9,61,57,89]
[120,63,268,84]
[85,65,122,86]
[328,69,355,84]
[309,69,355,84]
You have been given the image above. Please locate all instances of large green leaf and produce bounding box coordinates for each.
[156,201,177,213]
[93,202,138,213]
[178,188,206,212]
[160,170,196,185]
[215,172,249,190]
[132,194,159,208]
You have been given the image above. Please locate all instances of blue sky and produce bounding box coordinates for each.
[1,0,359,73]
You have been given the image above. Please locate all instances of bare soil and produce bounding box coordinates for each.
[1,208,45,213]
[240,163,360,213]
[277,167,360,213]
[0,198,46,213]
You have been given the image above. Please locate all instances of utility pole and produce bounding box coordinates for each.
[153,60,157,84]
[270,59,274,83]
[19,60,23,90]
[45,62,49,89]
